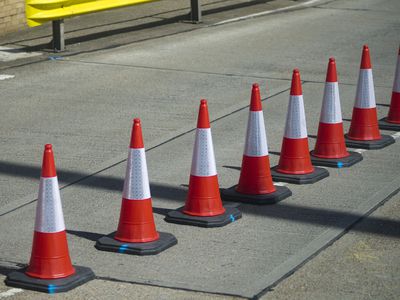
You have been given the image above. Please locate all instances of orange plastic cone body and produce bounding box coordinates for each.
[26,144,75,279]
[115,119,159,243]
[347,45,381,140]
[183,100,225,217]
[386,48,400,124]
[236,84,276,194]
[313,58,350,159]
[277,69,314,174]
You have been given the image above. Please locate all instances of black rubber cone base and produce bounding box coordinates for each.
[270,166,329,184]
[379,118,400,131]
[165,206,242,228]
[5,266,95,294]
[310,151,363,168]
[221,185,292,205]
[345,134,395,150]
[95,232,177,255]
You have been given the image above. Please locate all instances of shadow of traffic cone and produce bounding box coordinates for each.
[270,69,329,184]
[5,144,94,294]
[345,45,395,149]
[96,119,177,255]
[310,58,363,168]
[379,46,400,131]
[165,100,242,227]
[221,83,292,204]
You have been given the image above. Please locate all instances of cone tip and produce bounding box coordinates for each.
[290,69,302,96]
[326,57,338,82]
[250,83,262,111]
[42,144,56,177]
[130,118,144,149]
[361,44,372,69]
[197,99,210,128]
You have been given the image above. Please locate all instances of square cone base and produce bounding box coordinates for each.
[95,232,177,255]
[5,266,95,294]
[270,166,329,184]
[379,118,400,131]
[221,185,292,205]
[345,134,395,150]
[164,206,242,228]
[310,151,363,168]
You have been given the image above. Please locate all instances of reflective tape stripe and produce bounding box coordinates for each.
[320,82,342,124]
[393,55,400,93]
[123,148,151,200]
[244,111,269,156]
[284,95,308,139]
[35,177,65,233]
[355,69,376,108]
[191,128,217,176]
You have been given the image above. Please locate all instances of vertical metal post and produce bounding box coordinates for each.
[190,0,201,23]
[52,19,65,52]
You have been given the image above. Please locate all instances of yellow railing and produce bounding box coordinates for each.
[26,0,160,27]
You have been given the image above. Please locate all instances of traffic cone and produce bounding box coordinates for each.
[165,100,242,227]
[379,46,400,130]
[271,69,329,184]
[96,119,177,255]
[5,144,94,294]
[221,83,292,204]
[310,58,363,168]
[345,45,395,149]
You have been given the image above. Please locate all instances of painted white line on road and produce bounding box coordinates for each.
[213,0,323,26]
[391,132,400,139]
[353,149,368,153]
[0,288,23,299]
[0,75,15,81]
[274,182,288,186]
[0,46,41,62]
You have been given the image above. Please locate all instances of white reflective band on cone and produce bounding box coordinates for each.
[320,82,343,124]
[355,69,376,108]
[284,95,308,139]
[35,177,65,233]
[244,111,269,156]
[123,148,151,200]
[393,55,400,93]
[191,128,217,176]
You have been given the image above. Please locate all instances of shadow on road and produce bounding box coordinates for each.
[0,161,399,238]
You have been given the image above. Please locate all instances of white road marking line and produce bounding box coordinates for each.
[353,149,368,153]
[0,288,23,299]
[274,182,288,186]
[213,0,323,26]
[391,132,400,139]
[0,46,41,62]
[0,75,15,81]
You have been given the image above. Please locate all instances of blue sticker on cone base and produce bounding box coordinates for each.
[230,214,235,222]
[118,244,129,253]
[337,162,343,168]
[4,265,95,294]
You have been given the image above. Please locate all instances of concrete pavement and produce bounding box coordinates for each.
[0,0,399,298]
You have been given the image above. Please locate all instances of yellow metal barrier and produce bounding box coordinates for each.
[26,0,159,27]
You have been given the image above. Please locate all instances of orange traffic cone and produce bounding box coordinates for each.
[221,84,292,204]
[379,46,400,131]
[165,100,241,227]
[96,119,177,255]
[310,58,363,168]
[271,69,329,184]
[5,144,94,293]
[345,45,395,149]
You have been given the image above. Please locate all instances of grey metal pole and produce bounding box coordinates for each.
[190,0,201,23]
[52,19,65,52]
